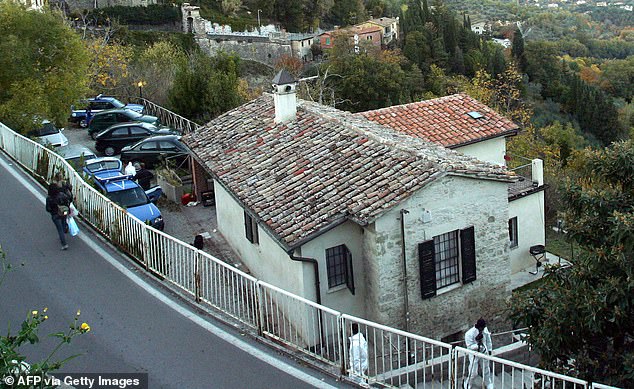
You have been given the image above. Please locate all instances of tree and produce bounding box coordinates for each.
[0,2,89,132]
[511,28,527,72]
[129,41,187,106]
[86,37,133,95]
[275,54,303,78]
[509,140,634,387]
[167,51,244,124]
[322,39,422,112]
[328,0,366,26]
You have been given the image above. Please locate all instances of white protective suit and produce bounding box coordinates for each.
[124,162,136,176]
[348,332,369,382]
[464,326,493,389]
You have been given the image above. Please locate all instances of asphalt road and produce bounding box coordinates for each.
[0,152,349,389]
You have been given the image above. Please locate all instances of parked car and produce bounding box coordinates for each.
[55,144,97,169]
[120,135,189,169]
[94,122,179,156]
[87,108,160,139]
[28,120,69,147]
[69,95,144,128]
[83,157,164,230]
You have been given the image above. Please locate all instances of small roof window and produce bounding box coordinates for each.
[467,111,484,119]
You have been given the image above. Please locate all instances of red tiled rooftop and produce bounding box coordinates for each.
[356,94,518,148]
[183,94,515,249]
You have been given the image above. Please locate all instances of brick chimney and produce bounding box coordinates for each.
[272,69,297,124]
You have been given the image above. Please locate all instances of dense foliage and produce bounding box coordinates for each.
[509,141,634,387]
[0,2,89,132]
[88,5,180,26]
[168,51,245,124]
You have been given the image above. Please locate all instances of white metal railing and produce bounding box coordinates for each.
[258,281,342,367]
[0,121,621,388]
[455,347,588,389]
[342,315,453,388]
[134,98,200,134]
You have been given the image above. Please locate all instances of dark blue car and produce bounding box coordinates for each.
[83,157,164,230]
[70,95,144,128]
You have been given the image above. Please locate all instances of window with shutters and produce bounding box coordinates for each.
[434,231,460,288]
[419,226,476,299]
[326,244,355,294]
[244,211,259,244]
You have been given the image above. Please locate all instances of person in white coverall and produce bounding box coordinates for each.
[349,323,369,385]
[464,318,493,389]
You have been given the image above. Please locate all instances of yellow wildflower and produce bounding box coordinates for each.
[80,322,90,333]
[76,309,81,316]
[43,315,48,320]
[43,307,48,313]
[32,310,38,316]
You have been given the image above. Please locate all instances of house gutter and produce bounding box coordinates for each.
[400,209,410,334]
[288,251,326,351]
[287,251,322,306]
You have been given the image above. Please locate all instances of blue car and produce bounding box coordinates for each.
[83,157,164,230]
[70,95,144,128]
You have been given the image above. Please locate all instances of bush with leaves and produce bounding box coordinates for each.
[508,140,634,387]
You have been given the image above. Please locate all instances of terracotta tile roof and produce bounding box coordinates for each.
[183,94,516,249]
[356,94,519,148]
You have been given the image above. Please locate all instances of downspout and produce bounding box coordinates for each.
[288,252,321,306]
[288,251,326,357]
[400,209,413,364]
[400,209,410,334]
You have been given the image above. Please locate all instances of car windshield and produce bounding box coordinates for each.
[66,153,96,169]
[85,160,121,174]
[111,99,125,108]
[128,110,143,119]
[40,123,58,136]
[106,187,149,208]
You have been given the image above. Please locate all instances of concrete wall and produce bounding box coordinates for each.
[300,221,366,319]
[455,137,507,166]
[214,181,309,298]
[509,191,546,274]
[364,175,511,339]
[196,36,291,67]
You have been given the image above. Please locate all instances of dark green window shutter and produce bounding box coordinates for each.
[418,240,436,299]
[345,249,355,295]
[461,226,476,284]
[244,211,253,243]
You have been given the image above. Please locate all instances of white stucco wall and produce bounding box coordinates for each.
[213,181,310,298]
[509,191,546,274]
[455,137,507,165]
[364,175,511,339]
[299,221,366,318]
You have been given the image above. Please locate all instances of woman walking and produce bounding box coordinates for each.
[45,183,71,250]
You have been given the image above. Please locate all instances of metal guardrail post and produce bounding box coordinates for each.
[195,252,202,303]
[338,315,348,376]
[255,281,265,337]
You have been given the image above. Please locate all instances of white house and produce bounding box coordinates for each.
[183,71,519,341]
[357,94,546,275]
[471,21,491,35]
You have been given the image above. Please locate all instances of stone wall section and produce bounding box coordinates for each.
[364,175,511,339]
[66,0,155,11]
[195,35,292,67]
